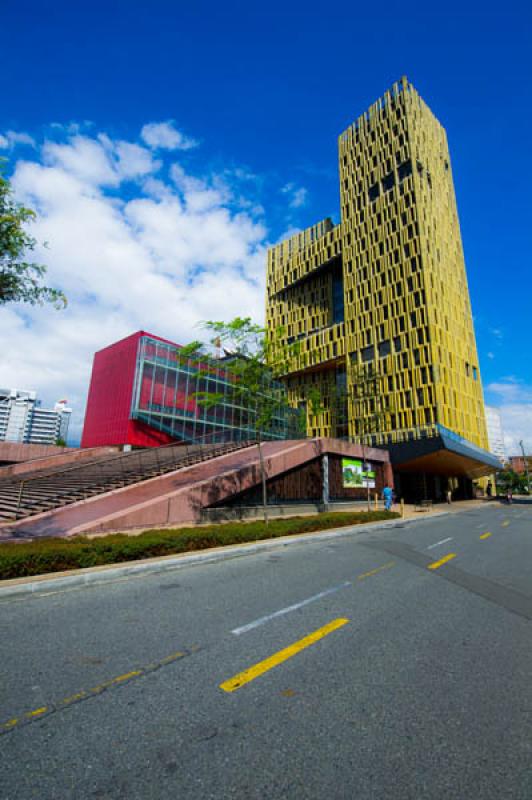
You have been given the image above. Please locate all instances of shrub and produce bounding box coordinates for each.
[0,510,399,580]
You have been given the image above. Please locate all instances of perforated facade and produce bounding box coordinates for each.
[266,77,489,452]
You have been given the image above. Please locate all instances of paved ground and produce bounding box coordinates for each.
[1,500,531,799]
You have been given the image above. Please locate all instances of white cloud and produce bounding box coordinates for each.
[114,141,161,179]
[41,134,161,187]
[0,126,269,443]
[141,121,198,151]
[485,380,532,455]
[42,135,119,186]
[291,188,308,208]
[0,130,36,149]
[281,182,308,209]
[487,351,495,359]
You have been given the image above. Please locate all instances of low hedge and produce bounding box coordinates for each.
[0,510,399,580]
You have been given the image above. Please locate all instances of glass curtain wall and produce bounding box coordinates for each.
[130,335,299,443]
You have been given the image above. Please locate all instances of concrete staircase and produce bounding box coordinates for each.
[0,440,254,523]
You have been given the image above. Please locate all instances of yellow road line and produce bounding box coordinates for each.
[0,649,194,735]
[25,707,48,719]
[60,691,88,707]
[357,561,395,580]
[428,553,457,570]
[480,532,492,540]
[502,521,510,527]
[220,618,349,693]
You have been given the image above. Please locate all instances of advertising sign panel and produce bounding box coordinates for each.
[342,458,376,489]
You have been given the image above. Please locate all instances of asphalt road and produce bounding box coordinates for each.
[1,501,531,799]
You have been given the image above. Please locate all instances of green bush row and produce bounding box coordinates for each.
[0,510,399,580]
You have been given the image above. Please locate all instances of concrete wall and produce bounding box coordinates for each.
[0,444,120,478]
[0,438,392,540]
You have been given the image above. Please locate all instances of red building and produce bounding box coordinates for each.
[82,331,296,449]
[81,331,178,448]
[509,455,532,475]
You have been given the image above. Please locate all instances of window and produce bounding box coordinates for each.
[336,368,347,392]
[361,345,375,362]
[382,172,395,192]
[331,266,345,324]
[398,159,412,182]
[369,183,380,202]
[394,336,402,352]
[473,366,478,380]
[379,340,391,358]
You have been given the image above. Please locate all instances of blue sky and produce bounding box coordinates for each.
[1,0,531,451]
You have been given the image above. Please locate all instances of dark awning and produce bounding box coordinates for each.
[388,428,502,479]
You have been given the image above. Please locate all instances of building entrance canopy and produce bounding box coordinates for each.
[388,424,502,478]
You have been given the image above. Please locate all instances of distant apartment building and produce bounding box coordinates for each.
[266,77,500,500]
[485,406,506,463]
[0,389,72,445]
[509,455,532,475]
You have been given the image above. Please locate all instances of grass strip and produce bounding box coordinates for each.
[0,510,399,580]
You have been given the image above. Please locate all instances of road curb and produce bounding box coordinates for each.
[0,511,455,599]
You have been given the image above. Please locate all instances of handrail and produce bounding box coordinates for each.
[5,436,259,521]
[0,430,257,488]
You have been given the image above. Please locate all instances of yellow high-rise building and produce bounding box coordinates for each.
[266,77,499,500]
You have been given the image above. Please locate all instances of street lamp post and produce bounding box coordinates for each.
[519,440,530,494]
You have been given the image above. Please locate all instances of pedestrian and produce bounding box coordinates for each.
[507,488,513,504]
[446,487,452,504]
[382,484,393,511]
[486,482,492,498]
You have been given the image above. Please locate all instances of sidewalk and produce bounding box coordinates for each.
[400,497,497,519]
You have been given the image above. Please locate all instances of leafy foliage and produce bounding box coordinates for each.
[496,469,530,494]
[0,511,399,579]
[183,318,300,438]
[179,318,331,439]
[0,161,66,307]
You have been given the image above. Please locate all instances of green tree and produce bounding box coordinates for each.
[496,469,529,495]
[181,317,309,523]
[0,161,66,307]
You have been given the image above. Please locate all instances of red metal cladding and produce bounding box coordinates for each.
[81,331,179,448]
